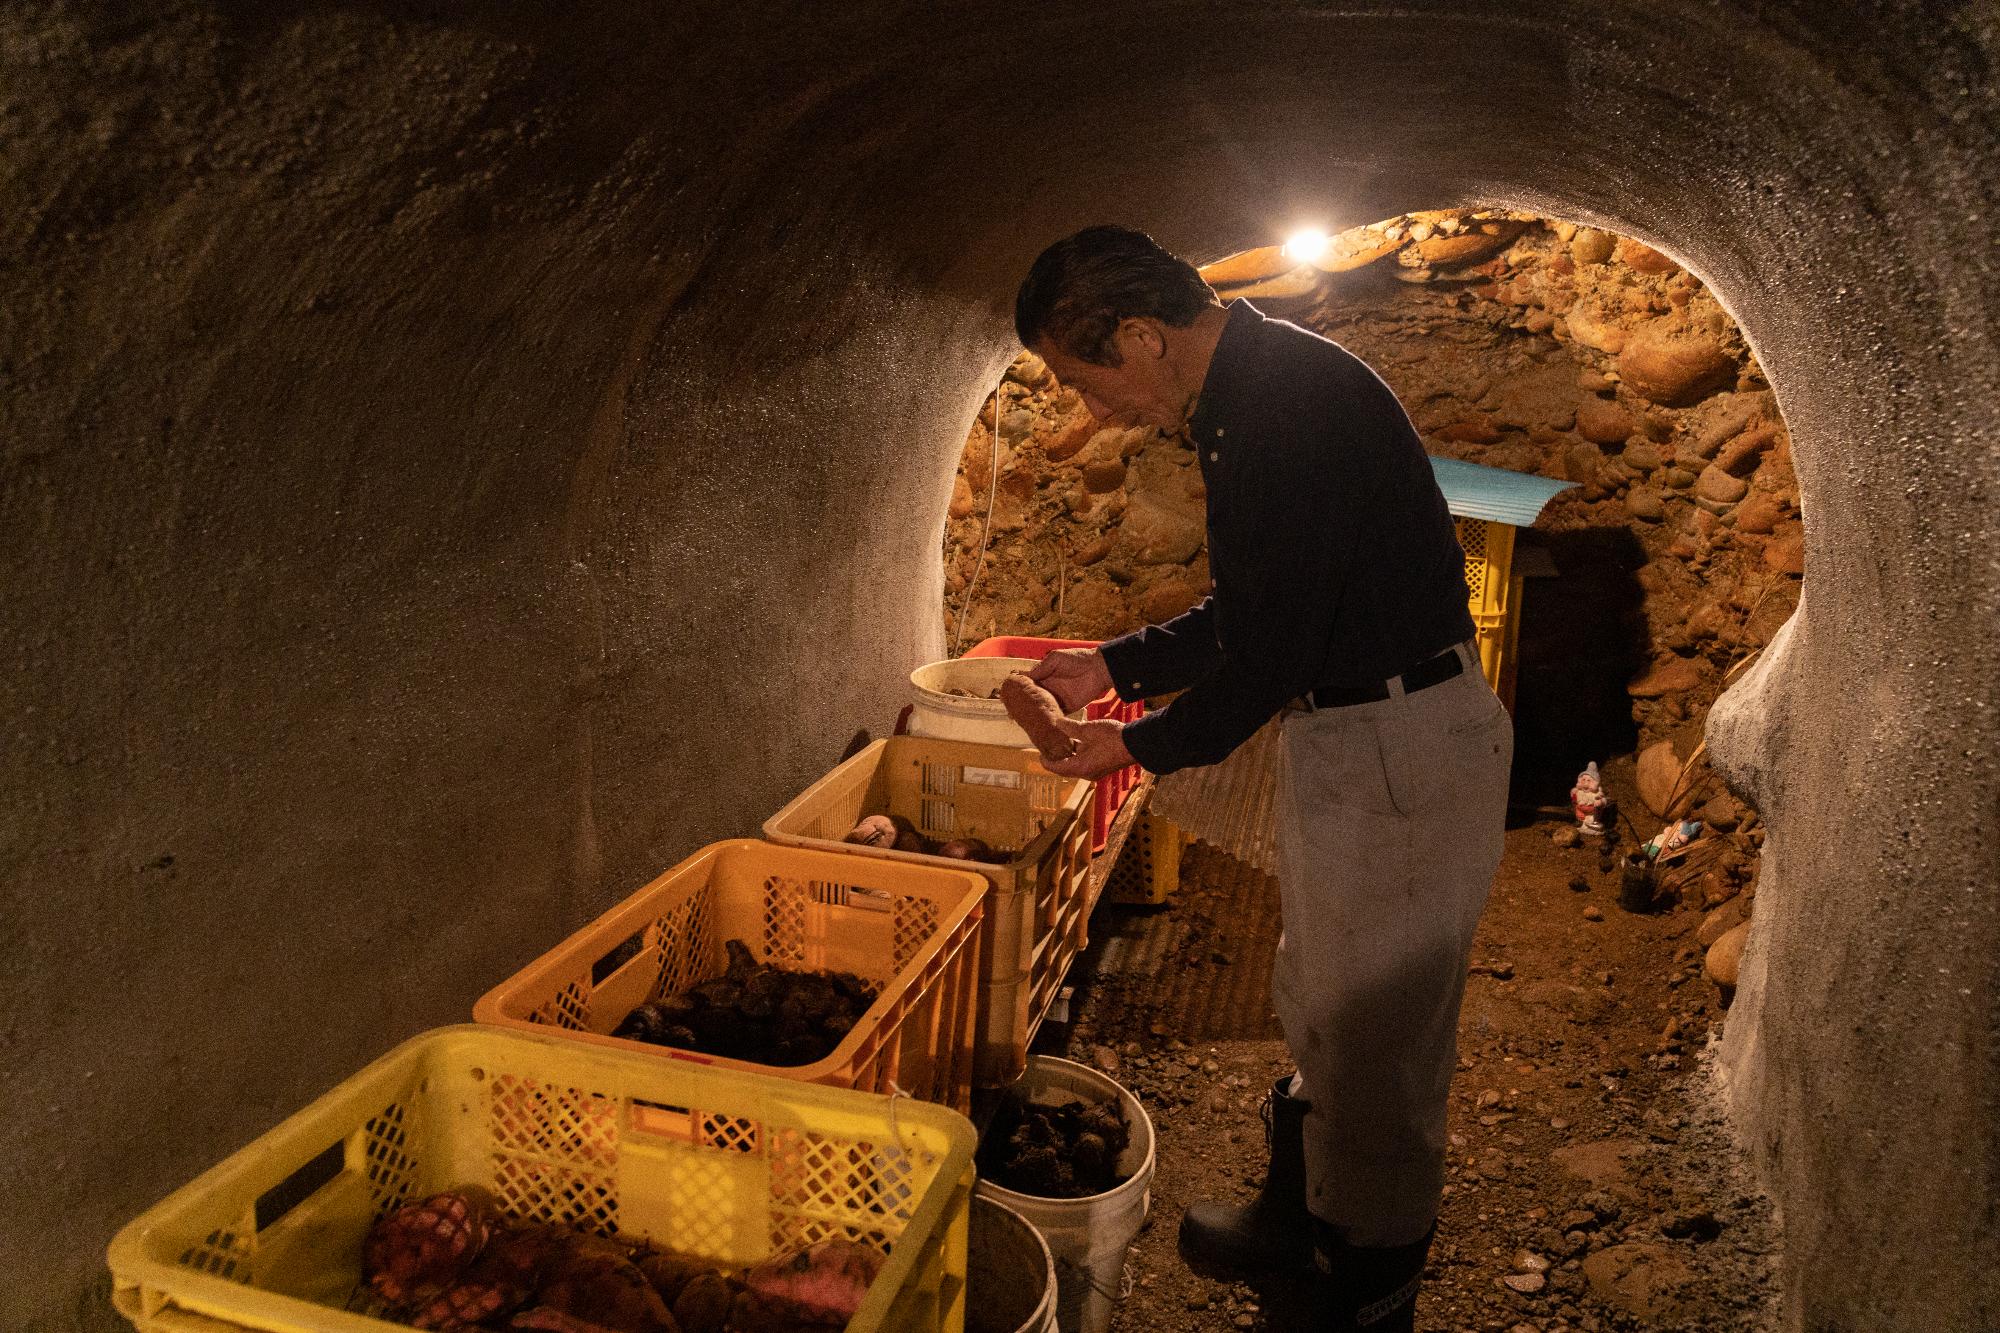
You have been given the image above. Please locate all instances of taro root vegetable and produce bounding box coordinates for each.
[842,814,898,848]
[741,1239,884,1325]
[671,1271,735,1333]
[365,1190,495,1306]
[999,672,1079,764]
[892,828,929,853]
[612,940,879,1066]
[977,1091,1132,1198]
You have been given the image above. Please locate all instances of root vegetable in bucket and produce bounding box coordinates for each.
[977,1088,1132,1198]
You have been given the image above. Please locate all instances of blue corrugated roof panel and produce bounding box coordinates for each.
[1428,455,1577,528]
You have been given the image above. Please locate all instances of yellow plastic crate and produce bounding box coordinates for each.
[1456,516,1520,707]
[475,839,986,1114]
[762,737,1092,1089]
[1105,814,1185,906]
[108,1025,974,1333]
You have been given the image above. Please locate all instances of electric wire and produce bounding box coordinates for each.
[948,387,1003,658]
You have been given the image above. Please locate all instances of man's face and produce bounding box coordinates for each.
[1033,321,1185,431]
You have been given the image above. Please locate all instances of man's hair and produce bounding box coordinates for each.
[1015,225,1217,365]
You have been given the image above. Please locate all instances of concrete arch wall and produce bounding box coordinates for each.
[2,2,1992,1327]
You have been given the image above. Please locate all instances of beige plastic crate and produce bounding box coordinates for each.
[763,737,1092,1087]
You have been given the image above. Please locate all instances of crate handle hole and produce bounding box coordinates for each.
[629,1099,697,1142]
[592,930,647,985]
[254,1139,345,1232]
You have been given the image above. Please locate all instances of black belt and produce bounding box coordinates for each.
[1302,643,1468,710]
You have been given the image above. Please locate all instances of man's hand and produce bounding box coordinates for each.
[1028,648,1114,715]
[1042,718,1134,781]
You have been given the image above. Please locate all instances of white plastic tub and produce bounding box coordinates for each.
[909,656,1063,748]
[968,1194,1059,1333]
[974,1056,1156,1333]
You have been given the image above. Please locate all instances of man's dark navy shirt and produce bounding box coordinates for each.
[1099,300,1475,776]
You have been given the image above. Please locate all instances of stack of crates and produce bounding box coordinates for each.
[107,642,1138,1332]
[108,1026,976,1333]
[1455,515,1520,708]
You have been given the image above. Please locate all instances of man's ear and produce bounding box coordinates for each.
[1116,317,1169,361]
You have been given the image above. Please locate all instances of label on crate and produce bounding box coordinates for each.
[960,765,1023,790]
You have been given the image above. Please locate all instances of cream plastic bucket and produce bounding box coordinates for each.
[968,1194,1060,1333]
[909,656,1078,748]
[974,1056,1157,1333]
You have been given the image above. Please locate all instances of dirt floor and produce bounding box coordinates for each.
[1033,772,1782,1332]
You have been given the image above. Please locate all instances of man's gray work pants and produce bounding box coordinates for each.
[1272,641,1513,1248]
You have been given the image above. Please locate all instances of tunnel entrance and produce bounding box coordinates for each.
[937,209,1795,1328]
[943,209,1799,818]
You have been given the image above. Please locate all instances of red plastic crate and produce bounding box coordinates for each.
[964,636,1143,853]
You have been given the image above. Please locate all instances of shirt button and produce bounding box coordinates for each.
[1208,451,1219,462]
[1215,428,1225,437]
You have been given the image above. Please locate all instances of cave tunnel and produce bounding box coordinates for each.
[4,3,1995,1330]
[941,207,1802,813]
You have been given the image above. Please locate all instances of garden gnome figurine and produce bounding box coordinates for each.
[1571,762,1609,835]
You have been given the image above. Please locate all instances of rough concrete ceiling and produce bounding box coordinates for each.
[1,2,1994,1328]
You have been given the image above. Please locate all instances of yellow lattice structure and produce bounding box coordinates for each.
[1456,516,1523,708]
[108,1026,976,1333]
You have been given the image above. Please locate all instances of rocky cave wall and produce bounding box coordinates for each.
[2,3,1994,1330]
[947,217,1795,755]
[944,213,1795,964]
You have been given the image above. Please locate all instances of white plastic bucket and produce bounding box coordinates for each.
[968,1194,1059,1333]
[975,1056,1156,1333]
[909,656,1078,748]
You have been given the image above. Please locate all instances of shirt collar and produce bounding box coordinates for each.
[1187,299,1266,445]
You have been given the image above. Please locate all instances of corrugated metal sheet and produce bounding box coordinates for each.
[1429,455,1577,528]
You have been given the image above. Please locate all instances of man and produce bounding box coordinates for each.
[1018,225,1513,1331]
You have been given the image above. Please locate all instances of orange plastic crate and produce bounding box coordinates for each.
[474,839,985,1113]
[964,636,1143,852]
[762,736,1092,1088]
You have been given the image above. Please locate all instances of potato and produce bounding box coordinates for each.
[842,815,898,848]
[936,837,998,864]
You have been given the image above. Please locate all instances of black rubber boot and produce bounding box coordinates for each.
[1177,1075,1313,1273]
[1309,1220,1436,1332]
